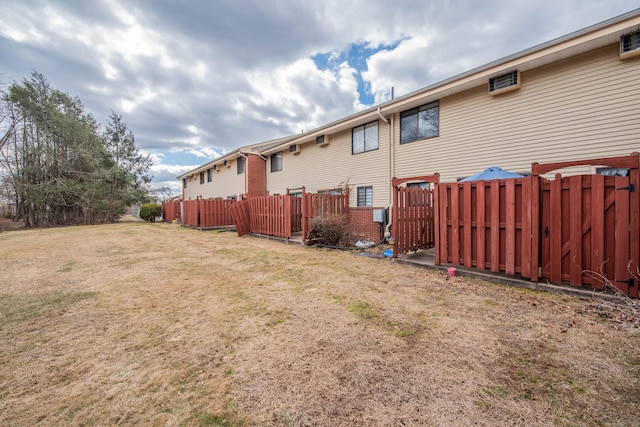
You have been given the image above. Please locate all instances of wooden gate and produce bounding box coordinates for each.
[230,199,252,236]
[432,154,640,297]
[433,177,536,277]
[392,174,439,257]
[534,156,640,297]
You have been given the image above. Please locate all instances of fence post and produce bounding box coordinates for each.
[630,165,640,298]
[434,184,441,265]
[392,181,399,258]
[302,188,308,241]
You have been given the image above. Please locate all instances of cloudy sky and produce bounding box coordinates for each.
[1,1,639,194]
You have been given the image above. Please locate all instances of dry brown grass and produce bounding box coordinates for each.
[0,222,639,426]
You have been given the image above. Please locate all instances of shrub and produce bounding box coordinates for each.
[139,203,161,222]
[308,214,349,246]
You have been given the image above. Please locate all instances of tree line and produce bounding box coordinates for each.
[0,72,152,227]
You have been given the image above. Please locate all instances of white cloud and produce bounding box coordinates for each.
[1,0,638,190]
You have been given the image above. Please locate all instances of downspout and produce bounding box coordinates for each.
[384,111,394,240]
[377,107,393,240]
[376,107,388,124]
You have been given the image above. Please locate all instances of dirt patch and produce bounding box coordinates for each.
[0,222,638,426]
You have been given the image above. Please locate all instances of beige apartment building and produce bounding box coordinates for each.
[181,9,640,213]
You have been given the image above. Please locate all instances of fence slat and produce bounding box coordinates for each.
[463,182,473,267]
[476,182,486,270]
[590,174,605,289]
[490,181,500,273]
[451,184,460,265]
[614,176,630,294]
[521,177,532,278]
[569,176,582,286]
[550,174,562,283]
[630,168,640,298]
[439,184,448,263]
[505,179,516,275]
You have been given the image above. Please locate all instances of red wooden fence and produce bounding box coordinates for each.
[230,199,252,236]
[434,154,640,297]
[301,189,350,241]
[392,175,439,257]
[247,195,293,239]
[434,177,535,277]
[534,155,640,298]
[199,198,234,228]
[181,198,235,229]
[182,199,200,228]
[228,191,349,240]
[161,201,181,222]
[291,197,303,234]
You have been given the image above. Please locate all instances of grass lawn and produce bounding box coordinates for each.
[0,221,639,426]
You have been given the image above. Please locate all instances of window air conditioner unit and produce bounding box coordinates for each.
[316,135,329,146]
[489,70,520,95]
[620,32,640,60]
[289,144,301,154]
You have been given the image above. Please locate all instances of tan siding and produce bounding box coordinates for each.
[267,120,392,206]
[183,161,245,199]
[394,44,640,182]
[182,176,200,200]
[210,160,245,198]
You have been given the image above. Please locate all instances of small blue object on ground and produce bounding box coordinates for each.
[383,249,393,258]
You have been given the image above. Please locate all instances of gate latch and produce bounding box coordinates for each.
[616,184,635,192]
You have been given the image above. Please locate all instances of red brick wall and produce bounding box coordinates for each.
[246,153,267,196]
[348,207,384,243]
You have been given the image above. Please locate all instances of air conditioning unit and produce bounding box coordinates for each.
[316,135,329,146]
[289,144,301,154]
[620,31,640,60]
[489,70,520,96]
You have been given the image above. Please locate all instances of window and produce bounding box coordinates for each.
[352,121,378,154]
[207,169,212,182]
[621,32,640,54]
[357,186,373,207]
[318,188,343,195]
[597,167,629,177]
[407,182,430,190]
[183,179,187,189]
[400,102,439,144]
[199,172,205,184]
[488,70,520,95]
[270,152,283,172]
[237,157,245,174]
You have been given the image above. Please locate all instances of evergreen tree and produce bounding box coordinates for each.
[0,72,153,226]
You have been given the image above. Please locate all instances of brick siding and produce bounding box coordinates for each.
[348,207,385,243]
[246,153,267,196]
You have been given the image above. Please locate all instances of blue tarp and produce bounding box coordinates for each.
[459,166,524,182]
